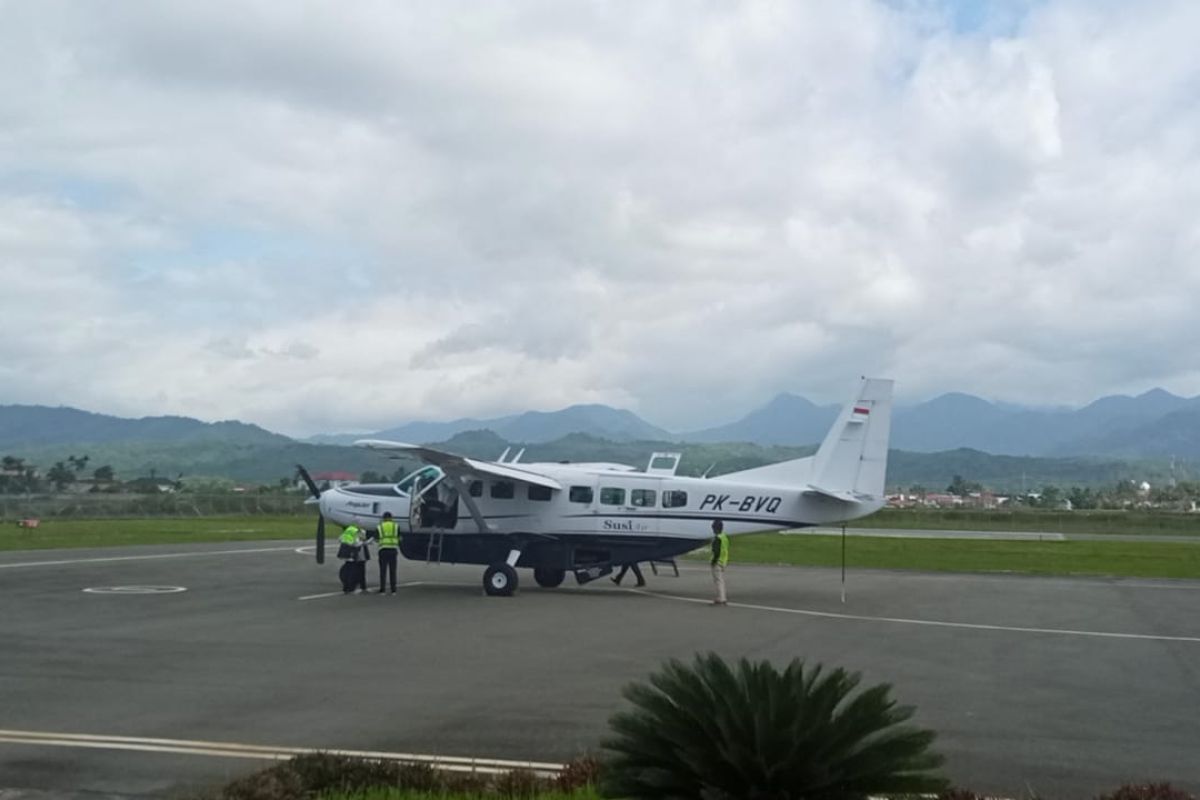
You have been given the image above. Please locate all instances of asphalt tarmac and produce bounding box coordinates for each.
[2,540,1199,799]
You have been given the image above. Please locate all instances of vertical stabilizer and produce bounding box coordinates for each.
[809,378,893,499]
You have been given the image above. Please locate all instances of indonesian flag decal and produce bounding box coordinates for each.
[851,404,871,421]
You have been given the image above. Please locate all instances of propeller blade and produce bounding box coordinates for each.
[296,464,322,499]
[316,514,326,564]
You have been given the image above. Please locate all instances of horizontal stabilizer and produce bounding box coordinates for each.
[802,485,864,504]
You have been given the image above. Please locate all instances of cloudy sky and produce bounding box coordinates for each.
[2,1,1198,436]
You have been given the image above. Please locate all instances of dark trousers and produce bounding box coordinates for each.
[340,561,367,593]
[613,562,645,586]
[378,548,398,591]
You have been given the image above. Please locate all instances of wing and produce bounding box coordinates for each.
[355,440,562,491]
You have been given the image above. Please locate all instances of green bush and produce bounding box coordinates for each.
[200,753,572,800]
[1097,784,1196,800]
[554,756,602,792]
[601,652,946,800]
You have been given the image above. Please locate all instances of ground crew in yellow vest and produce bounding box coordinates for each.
[376,511,401,594]
[710,519,729,606]
[338,524,367,594]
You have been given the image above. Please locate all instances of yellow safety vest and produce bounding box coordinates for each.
[715,532,729,567]
[378,520,400,549]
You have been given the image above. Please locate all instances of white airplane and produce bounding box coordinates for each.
[298,378,893,596]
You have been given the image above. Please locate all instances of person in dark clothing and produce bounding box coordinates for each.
[375,511,400,594]
[337,524,369,594]
[610,562,646,587]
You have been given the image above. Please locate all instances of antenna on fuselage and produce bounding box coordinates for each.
[497,447,511,463]
[701,463,717,478]
[512,448,525,464]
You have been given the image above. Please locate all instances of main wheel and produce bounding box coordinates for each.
[533,567,566,588]
[483,562,519,597]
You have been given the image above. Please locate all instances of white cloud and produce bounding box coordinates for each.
[1,0,1198,435]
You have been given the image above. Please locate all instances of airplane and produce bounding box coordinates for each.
[297,377,892,596]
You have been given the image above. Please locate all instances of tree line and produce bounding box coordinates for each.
[901,473,1200,510]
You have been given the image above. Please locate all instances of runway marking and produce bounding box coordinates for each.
[83,585,187,595]
[299,581,427,600]
[0,728,562,775]
[0,546,300,570]
[676,561,1200,590]
[632,589,1200,644]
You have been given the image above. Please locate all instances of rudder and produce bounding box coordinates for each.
[809,378,893,499]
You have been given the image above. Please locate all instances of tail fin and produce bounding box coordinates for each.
[719,378,894,502]
[808,378,893,500]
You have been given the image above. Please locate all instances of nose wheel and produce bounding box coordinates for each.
[483,562,518,596]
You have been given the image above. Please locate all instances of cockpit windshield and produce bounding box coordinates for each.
[394,465,444,496]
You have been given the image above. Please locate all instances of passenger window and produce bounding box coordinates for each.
[600,487,625,505]
[490,481,514,499]
[631,489,657,507]
[569,486,593,504]
[468,481,483,497]
[528,485,552,502]
[663,490,688,508]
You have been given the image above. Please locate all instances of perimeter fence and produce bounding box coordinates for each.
[0,493,309,521]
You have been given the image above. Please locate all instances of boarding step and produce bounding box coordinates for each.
[425,530,445,564]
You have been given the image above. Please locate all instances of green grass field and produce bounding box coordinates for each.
[5,514,1200,580]
[318,791,599,800]
[0,515,311,551]
[729,532,1200,580]
[858,507,1200,535]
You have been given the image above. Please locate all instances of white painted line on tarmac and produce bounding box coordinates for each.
[633,589,1200,644]
[0,729,563,775]
[83,585,188,595]
[0,546,300,570]
[298,581,427,600]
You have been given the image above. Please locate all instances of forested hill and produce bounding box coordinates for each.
[0,405,287,448]
[422,431,1179,492]
[0,405,1191,489]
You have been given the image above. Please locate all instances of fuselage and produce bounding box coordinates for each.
[319,462,883,543]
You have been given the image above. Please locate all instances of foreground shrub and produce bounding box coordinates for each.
[936,790,987,800]
[555,756,603,792]
[200,753,561,799]
[1098,784,1196,800]
[601,652,947,800]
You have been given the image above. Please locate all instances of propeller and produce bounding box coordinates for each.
[296,464,326,564]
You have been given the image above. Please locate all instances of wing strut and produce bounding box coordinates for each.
[440,472,491,534]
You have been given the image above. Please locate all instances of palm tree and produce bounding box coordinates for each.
[601,652,946,800]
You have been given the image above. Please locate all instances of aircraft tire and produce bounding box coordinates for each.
[483,563,518,597]
[532,567,566,588]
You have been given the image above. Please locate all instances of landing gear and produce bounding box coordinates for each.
[483,562,519,596]
[533,567,565,588]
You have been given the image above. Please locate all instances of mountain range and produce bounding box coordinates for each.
[308,387,1200,460]
[2,386,1199,487]
[308,404,671,446]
